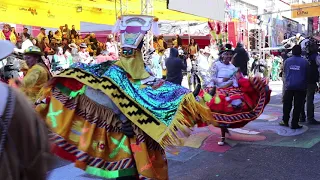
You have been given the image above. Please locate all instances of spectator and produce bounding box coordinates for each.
[36,28,47,43]
[61,37,69,53]
[89,33,98,50]
[39,37,54,55]
[23,27,29,36]
[53,30,62,44]
[165,48,187,85]
[50,37,58,51]
[176,34,182,47]
[300,42,320,124]
[71,25,77,37]
[63,24,71,38]
[48,30,54,43]
[188,38,198,60]
[280,45,309,129]
[233,42,249,76]
[14,33,33,54]
[0,24,17,44]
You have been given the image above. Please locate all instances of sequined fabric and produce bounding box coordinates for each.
[105,66,191,126]
[73,62,191,126]
[71,61,116,77]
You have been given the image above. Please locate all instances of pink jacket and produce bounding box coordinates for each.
[96,52,118,63]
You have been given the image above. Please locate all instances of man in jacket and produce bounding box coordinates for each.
[280,45,309,129]
[165,48,187,85]
[300,42,320,124]
[0,40,51,180]
[233,42,249,76]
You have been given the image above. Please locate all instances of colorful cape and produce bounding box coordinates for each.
[49,62,212,147]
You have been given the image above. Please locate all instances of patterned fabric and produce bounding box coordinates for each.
[53,65,213,147]
[205,77,271,128]
[37,87,168,179]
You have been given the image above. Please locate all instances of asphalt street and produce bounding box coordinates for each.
[47,81,320,180]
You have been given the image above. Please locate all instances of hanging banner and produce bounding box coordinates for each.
[313,16,319,31]
[291,2,320,18]
[228,22,236,47]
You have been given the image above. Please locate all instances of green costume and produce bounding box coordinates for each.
[271,57,280,81]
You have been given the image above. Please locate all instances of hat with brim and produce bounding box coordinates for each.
[24,46,44,56]
[79,43,87,48]
[69,43,78,49]
[0,40,15,60]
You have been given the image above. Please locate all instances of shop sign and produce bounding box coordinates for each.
[291,2,320,18]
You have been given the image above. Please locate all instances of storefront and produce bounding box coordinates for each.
[225,0,259,48]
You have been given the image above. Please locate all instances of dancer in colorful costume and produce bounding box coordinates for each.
[36,15,213,180]
[199,49,271,145]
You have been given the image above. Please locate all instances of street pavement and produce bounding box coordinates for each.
[47,81,320,180]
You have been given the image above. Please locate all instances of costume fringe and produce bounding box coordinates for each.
[158,93,214,148]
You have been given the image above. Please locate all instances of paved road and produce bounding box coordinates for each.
[47,81,320,180]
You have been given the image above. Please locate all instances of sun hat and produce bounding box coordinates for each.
[0,40,15,60]
[79,43,87,48]
[24,46,44,56]
[68,43,78,49]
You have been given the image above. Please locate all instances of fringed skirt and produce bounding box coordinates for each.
[37,86,169,180]
[199,77,271,128]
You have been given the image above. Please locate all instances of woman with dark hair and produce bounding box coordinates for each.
[176,34,182,47]
[39,37,54,55]
[48,31,53,42]
[188,38,198,60]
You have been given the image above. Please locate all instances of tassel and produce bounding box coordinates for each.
[216,22,221,35]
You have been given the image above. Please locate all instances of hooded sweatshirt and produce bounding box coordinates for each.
[165,48,187,85]
[233,44,249,75]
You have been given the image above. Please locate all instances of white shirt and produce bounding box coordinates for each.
[14,39,33,53]
[78,51,91,64]
[150,54,162,79]
[214,61,238,88]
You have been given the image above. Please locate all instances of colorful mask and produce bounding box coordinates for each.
[113,15,159,49]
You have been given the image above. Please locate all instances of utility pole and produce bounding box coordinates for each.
[115,0,128,20]
[141,0,154,64]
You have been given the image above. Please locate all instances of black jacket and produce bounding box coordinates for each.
[165,48,187,85]
[233,46,249,75]
[307,53,319,84]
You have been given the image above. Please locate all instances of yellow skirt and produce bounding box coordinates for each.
[37,87,168,179]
